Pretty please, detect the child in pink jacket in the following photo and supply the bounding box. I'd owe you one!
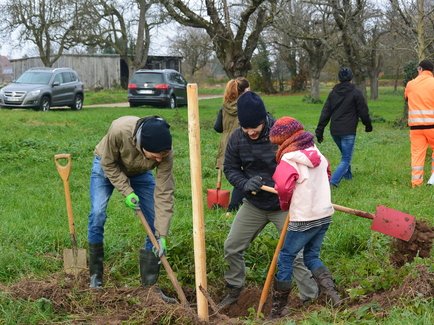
[268,116,342,318]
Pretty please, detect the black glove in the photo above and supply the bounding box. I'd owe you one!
[243,176,263,193]
[315,131,324,144]
[365,124,373,132]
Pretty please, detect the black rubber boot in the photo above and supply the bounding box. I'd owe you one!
[312,266,342,306]
[139,249,177,304]
[139,248,160,286]
[270,278,292,319]
[89,243,104,289]
[218,284,243,309]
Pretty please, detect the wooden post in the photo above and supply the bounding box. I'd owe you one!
[187,83,209,322]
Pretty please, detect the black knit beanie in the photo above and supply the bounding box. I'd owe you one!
[338,67,353,82]
[140,117,172,153]
[237,91,267,128]
[419,59,434,71]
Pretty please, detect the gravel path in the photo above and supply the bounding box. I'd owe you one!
[85,94,221,108]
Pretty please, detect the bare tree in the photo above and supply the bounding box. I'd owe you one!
[250,38,277,94]
[388,0,434,60]
[161,0,278,78]
[326,0,388,98]
[79,0,163,87]
[168,27,213,77]
[272,1,336,101]
[0,0,82,66]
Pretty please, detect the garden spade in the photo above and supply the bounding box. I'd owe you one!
[206,168,230,209]
[260,185,415,241]
[333,204,415,241]
[54,154,87,275]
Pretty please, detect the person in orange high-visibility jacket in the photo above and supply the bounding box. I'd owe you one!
[404,59,434,187]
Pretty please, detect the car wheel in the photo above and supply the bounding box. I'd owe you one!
[129,102,139,108]
[39,96,51,112]
[168,96,176,109]
[71,94,83,110]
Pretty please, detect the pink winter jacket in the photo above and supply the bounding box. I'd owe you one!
[272,146,334,221]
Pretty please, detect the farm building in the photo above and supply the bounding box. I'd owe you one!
[0,55,13,84]
[9,54,183,89]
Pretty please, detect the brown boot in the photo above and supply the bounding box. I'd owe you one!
[270,278,292,319]
[312,266,342,306]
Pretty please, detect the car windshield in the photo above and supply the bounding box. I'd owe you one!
[133,73,164,84]
[16,71,52,85]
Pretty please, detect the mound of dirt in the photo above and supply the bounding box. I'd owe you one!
[356,264,433,310]
[1,265,432,324]
[2,273,199,324]
[390,220,434,267]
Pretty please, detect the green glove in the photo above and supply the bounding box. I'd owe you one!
[152,236,167,258]
[125,192,139,209]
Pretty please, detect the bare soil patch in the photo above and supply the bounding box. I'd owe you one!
[0,264,432,324]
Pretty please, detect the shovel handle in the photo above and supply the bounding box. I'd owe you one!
[260,186,374,220]
[54,154,72,182]
[332,204,374,220]
[257,211,290,317]
[216,168,222,190]
[135,208,189,308]
[54,154,77,247]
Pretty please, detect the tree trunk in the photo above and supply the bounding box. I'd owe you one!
[311,77,320,101]
[370,75,379,100]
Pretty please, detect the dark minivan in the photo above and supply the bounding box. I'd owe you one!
[127,69,187,109]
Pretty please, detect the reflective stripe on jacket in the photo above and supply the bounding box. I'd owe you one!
[405,71,434,126]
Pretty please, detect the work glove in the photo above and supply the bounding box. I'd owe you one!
[152,236,167,258]
[243,176,263,193]
[125,192,139,209]
[365,124,373,132]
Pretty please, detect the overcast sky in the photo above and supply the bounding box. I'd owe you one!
[0,18,177,60]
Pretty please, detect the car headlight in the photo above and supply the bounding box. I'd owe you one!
[28,89,41,97]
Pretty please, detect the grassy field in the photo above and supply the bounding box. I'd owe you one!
[0,86,432,324]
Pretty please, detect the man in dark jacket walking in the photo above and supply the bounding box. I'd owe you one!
[219,91,318,309]
[315,67,372,187]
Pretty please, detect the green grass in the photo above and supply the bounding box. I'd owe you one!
[0,87,432,324]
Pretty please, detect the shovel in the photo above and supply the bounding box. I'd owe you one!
[54,154,87,275]
[206,168,230,209]
[260,185,415,241]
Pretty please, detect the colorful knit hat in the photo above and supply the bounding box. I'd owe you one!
[270,116,314,162]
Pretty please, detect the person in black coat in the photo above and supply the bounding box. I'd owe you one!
[315,67,372,187]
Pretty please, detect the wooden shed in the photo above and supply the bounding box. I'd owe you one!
[9,54,183,89]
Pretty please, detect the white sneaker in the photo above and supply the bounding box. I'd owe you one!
[427,174,434,185]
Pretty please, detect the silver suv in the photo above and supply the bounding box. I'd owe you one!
[0,67,84,111]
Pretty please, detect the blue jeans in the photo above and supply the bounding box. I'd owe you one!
[331,134,356,186]
[276,223,330,282]
[88,156,156,251]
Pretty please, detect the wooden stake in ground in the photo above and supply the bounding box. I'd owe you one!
[187,83,209,322]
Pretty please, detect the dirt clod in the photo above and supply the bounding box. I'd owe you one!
[390,220,434,267]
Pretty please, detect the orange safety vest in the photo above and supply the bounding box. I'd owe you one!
[404,70,434,126]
